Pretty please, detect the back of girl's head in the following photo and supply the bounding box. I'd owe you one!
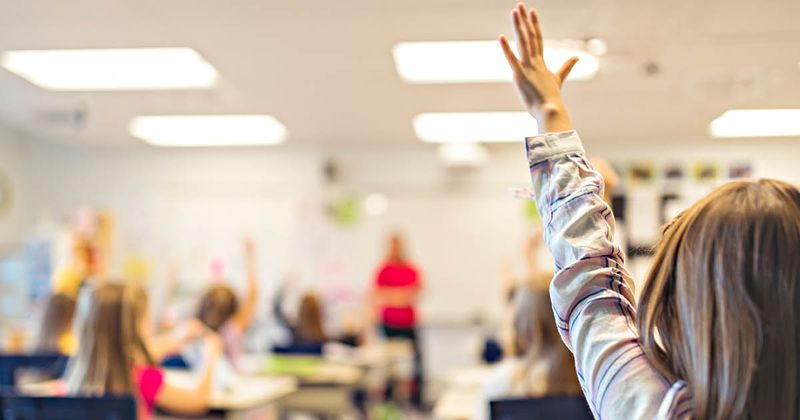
[296,293,326,344]
[37,293,76,353]
[512,274,581,396]
[65,282,153,395]
[197,285,238,331]
[638,179,800,419]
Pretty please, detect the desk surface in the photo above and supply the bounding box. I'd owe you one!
[434,364,494,420]
[433,388,480,420]
[164,370,297,411]
[323,341,414,369]
[441,365,493,388]
[239,354,363,386]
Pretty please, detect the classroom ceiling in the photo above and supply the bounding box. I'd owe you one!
[0,0,798,148]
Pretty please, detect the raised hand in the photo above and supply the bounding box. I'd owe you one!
[499,3,578,133]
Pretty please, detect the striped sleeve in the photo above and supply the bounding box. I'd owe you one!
[525,131,687,419]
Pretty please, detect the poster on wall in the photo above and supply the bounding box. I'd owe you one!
[663,163,685,181]
[25,238,53,300]
[692,162,721,182]
[728,163,753,179]
[627,162,655,184]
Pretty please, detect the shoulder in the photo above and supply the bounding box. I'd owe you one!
[134,366,164,384]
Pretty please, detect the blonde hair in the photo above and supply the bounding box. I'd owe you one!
[197,285,239,331]
[36,293,76,354]
[511,274,581,397]
[65,283,154,395]
[638,179,800,419]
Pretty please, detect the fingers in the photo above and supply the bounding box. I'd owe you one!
[518,4,539,58]
[528,8,544,56]
[511,8,531,63]
[557,56,580,84]
[499,35,523,74]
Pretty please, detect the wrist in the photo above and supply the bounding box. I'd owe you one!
[532,99,573,134]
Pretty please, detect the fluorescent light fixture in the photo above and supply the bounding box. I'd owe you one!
[413,112,536,143]
[393,40,599,83]
[585,38,608,56]
[438,143,489,167]
[709,109,800,138]
[130,115,288,147]
[364,194,389,216]
[1,48,218,91]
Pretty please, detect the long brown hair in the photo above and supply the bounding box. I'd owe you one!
[197,285,239,331]
[296,293,326,344]
[511,275,581,397]
[65,283,155,395]
[638,179,800,419]
[36,293,76,354]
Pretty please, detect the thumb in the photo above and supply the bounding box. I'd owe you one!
[556,56,580,84]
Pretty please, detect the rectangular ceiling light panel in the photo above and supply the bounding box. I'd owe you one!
[413,112,537,143]
[393,40,599,83]
[130,115,288,147]
[1,48,218,90]
[710,109,800,138]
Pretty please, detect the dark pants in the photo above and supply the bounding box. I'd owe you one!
[381,324,424,407]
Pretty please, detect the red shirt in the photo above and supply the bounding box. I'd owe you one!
[375,262,421,328]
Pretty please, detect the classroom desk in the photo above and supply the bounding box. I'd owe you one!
[163,370,297,420]
[433,365,494,420]
[239,354,365,416]
[434,388,481,420]
[324,340,414,372]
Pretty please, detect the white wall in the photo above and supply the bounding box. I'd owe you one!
[19,137,538,323]
[11,130,800,323]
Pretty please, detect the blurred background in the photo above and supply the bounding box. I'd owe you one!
[0,0,798,418]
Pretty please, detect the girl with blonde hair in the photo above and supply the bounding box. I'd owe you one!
[498,3,800,418]
[475,274,582,420]
[65,283,223,419]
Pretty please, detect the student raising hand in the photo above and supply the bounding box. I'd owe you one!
[499,3,579,133]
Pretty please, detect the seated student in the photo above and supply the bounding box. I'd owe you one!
[273,287,327,351]
[127,287,206,364]
[64,283,222,420]
[498,4,800,418]
[474,275,581,420]
[36,293,77,355]
[195,238,259,367]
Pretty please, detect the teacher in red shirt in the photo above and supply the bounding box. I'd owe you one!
[371,232,424,407]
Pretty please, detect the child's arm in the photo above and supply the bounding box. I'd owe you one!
[500,4,687,418]
[232,237,259,331]
[155,333,223,415]
[148,319,205,362]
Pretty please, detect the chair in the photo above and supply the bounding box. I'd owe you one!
[160,354,190,369]
[0,354,69,389]
[272,343,324,356]
[0,394,136,420]
[490,396,593,420]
